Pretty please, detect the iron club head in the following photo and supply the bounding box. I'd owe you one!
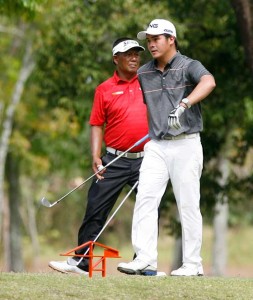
[40,197,52,208]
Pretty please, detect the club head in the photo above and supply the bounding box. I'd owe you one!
[40,197,52,208]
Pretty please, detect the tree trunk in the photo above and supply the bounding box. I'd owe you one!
[0,39,35,243]
[2,191,10,271]
[170,212,182,271]
[25,186,40,269]
[212,129,233,276]
[212,199,228,276]
[231,0,253,76]
[170,237,182,271]
[0,102,3,124]
[6,153,24,272]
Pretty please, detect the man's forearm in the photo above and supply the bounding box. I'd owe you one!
[90,125,104,159]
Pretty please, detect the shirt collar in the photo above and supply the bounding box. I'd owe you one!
[113,71,138,83]
[153,51,181,69]
[167,51,181,68]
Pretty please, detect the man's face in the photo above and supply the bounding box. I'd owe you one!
[146,34,174,59]
[113,49,141,74]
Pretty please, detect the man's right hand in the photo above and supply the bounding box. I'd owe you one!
[93,159,105,180]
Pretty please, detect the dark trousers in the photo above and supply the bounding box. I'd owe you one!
[75,152,143,271]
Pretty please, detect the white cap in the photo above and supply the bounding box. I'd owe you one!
[112,40,145,55]
[137,19,177,40]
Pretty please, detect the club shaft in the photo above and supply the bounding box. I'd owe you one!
[93,180,138,243]
[80,180,138,258]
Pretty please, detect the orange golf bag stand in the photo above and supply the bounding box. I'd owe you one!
[60,241,121,278]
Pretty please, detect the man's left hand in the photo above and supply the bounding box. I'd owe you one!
[168,105,185,129]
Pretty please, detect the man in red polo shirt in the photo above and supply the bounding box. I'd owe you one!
[49,37,148,274]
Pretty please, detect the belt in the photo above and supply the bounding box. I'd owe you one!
[106,147,144,159]
[163,133,199,140]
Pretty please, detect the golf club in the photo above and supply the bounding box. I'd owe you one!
[40,134,149,208]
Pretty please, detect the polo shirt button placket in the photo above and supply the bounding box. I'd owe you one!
[162,77,166,88]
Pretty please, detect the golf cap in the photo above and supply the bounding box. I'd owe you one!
[137,19,177,40]
[112,40,145,55]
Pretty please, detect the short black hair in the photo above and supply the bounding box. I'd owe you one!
[163,34,179,49]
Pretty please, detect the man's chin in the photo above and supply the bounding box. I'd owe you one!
[128,68,138,73]
[151,53,159,59]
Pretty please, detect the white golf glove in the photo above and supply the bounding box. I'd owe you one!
[168,105,185,129]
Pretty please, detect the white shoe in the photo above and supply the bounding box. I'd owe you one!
[171,264,204,276]
[49,260,88,275]
[156,272,167,277]
[117,259,157,276]
[197,265,204,275]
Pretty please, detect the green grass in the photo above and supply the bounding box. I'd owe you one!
[0,272,253,300]
[18,225,253,278]
[1,226,253,299]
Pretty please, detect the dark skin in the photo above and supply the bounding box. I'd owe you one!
[90,48,142,180]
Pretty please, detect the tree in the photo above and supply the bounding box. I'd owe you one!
[0,0,41,271]
[0,0,44,18]
[231,0,253,76]
[0,34,35,271]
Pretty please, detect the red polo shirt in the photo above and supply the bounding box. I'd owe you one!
[89,71,148,152]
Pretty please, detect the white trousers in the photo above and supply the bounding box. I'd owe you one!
[132,136,203,268]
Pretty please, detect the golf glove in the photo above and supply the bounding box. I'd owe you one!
[168,105,185,130]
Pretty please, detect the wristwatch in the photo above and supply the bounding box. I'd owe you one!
[181,98,191,109]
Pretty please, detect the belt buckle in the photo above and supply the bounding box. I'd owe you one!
[127,152,135,159]
[125,152,141,159]
[163,135,173,140]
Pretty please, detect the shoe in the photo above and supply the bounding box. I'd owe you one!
[49,260,88,275]
[117,259,157,276]
[197,265,204,275]
[156,272,167,277]
[170,264,204,276]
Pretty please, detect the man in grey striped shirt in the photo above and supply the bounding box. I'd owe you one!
[118,19,216,277]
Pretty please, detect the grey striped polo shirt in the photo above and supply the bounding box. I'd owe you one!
[137,51,212,140]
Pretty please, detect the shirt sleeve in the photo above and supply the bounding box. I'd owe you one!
[137,75,146,104]
[89,88,106,126]
[187,60,212,84]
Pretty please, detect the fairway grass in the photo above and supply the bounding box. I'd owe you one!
[0,272,253,300]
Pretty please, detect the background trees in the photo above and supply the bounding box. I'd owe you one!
[0,0,252,274]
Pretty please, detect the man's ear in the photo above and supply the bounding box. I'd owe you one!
[113,55,118,65]
[169,36,175,44]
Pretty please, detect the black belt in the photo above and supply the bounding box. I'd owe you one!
[106,147,144,159]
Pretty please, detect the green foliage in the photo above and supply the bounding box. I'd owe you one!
[0,0,45,19]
